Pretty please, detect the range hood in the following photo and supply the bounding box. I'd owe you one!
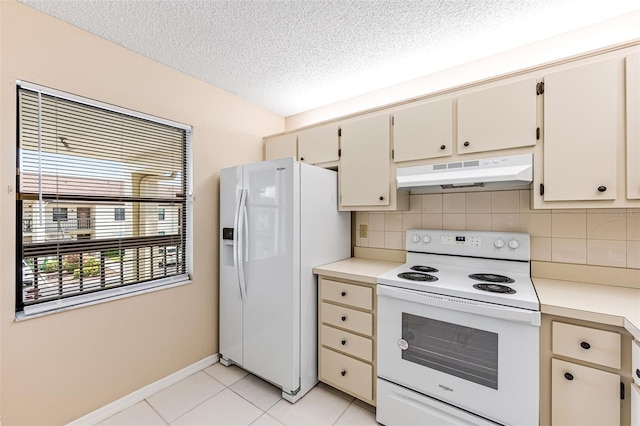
[396,153,533,193]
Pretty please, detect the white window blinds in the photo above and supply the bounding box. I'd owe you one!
[17,83,191,313]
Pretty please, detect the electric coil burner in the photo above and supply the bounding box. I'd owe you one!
[469,273,515,283]
[397,272,438,282]
[410,265,439,273]
[473,283,517,294]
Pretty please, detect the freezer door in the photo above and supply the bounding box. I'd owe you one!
[241,157,300,392]
[219,165,244,365]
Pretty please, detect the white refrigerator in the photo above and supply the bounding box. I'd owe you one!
[219,157,350,403]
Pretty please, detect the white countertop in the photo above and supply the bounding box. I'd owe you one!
[313,257,403,284]
[314,257,640,339]
[533,277,640,339]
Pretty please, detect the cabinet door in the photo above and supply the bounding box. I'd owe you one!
[628,52,640,200]
[543,58,621,201]
[632,383,640,426]
[393,99,453,162]
[339,114,391,207]
[457,78,537,154]
[265,133,297,161]
[297,124,339,165]
[551,358,620,426]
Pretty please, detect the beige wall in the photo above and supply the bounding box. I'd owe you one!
[354,190,640,270]
[0,2,283,424]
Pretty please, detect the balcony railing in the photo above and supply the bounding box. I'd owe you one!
[53,218,93,231]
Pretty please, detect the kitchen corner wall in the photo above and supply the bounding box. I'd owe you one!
[355,190,640,270]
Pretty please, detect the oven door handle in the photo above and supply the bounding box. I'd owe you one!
[377,284,541,326]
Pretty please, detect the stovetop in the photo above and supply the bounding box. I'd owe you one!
[377,229,540,311]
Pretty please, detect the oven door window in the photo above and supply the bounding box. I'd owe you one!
[402,313,498,389]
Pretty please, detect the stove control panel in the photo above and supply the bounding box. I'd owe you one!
[441,235,481,247]
[405,229,530,261]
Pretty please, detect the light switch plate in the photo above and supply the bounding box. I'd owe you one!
[359,224,367,238]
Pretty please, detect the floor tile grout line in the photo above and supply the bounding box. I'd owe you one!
[142,399,171,425]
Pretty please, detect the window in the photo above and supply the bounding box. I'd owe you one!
[16,82,192,315]
[114,207,125,221]
[158,208,165,221]
[52,207,68,221]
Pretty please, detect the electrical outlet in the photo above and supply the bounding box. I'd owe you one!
[359,224,367,238]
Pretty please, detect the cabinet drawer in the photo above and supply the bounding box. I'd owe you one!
[321,303,373,336]
[320,347,372,401]
[321,324,373,362]
[320,279,373,310]
[551,358,620,426]
[552,321,621,369]
[633,339,640,384]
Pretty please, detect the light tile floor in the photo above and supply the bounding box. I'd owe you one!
[98,363,379,425]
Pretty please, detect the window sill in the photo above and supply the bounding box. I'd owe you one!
[15,275,193,321]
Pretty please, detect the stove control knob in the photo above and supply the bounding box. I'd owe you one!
[412,235,420,243]
[422,235,431,244]
[494,238,505,249]
[508,239,520,249]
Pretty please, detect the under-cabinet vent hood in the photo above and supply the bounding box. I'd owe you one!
[396,153,533,193]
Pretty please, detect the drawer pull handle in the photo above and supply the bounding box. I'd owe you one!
[341,291,347,297]
[341,339,347,346]
[580,341,591,350]
[341,316,347,322]
[341,370,347,377]
[564,372,574,381]
[636,369,640,379]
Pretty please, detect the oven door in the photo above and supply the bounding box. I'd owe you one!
[377,284,540,426]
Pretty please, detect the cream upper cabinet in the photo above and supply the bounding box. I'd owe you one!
[392,98,453,162]
[551,358,621,426]
[457,78,537,154]
[542,58,622,201]
[339,114,408,210]
[627,52,640,200]
[297,123,340,167]
[264,133,297,161]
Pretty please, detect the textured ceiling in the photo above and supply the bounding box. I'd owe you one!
[17,0,640,116]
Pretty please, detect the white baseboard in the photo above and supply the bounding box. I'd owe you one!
[67,354,219,425]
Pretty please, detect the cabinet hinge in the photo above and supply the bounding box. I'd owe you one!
[536,127,540,140]
[338,148,341,157]
[539,183,545,196]
[338,128,342,137]
[536,81,545,95]
[621,382,625,400]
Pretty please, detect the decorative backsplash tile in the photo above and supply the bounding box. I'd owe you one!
[354,190,640,269]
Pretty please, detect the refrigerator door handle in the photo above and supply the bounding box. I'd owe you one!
[237,188,248,301]
[232,186,242,300]
[243,198,249,261]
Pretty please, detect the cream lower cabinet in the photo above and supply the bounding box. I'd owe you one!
[552,358,621,426]
[549,320,626,426]
[318,276,376,405]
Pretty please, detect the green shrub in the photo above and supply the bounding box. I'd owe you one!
[42,260,59,273]
[73,258,101,279]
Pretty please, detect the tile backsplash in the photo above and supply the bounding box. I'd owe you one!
[354,190,640,270]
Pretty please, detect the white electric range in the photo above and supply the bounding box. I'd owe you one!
[376,229,540,426]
